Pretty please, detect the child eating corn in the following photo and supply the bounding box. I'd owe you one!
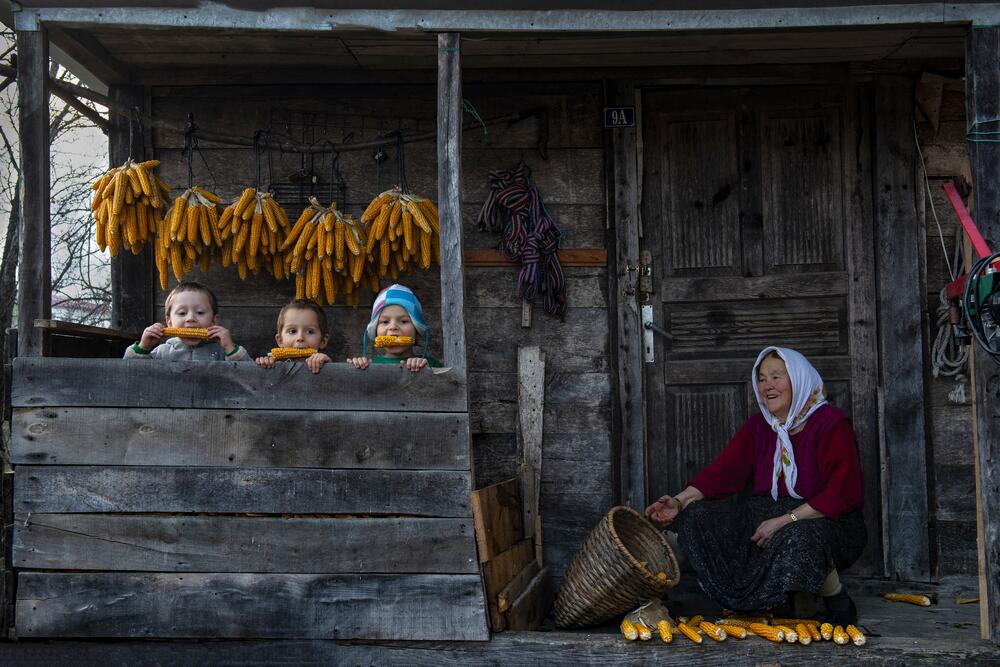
[256,299,332,374]
[125,281,249,361]
[347,284,441,373]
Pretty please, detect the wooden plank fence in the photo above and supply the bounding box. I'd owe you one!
[7,358,489,640]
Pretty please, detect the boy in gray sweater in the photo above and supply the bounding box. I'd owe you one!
[124,281,250,361]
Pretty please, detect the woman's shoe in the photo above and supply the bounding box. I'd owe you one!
[822,586,858,626]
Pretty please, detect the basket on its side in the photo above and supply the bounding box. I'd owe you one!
[554,505,680,628]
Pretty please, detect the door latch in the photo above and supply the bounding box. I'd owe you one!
[621,250,654,299]
[641,305,673,363]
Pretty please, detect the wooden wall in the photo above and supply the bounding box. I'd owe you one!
[916,76,978,575]
[150,80,612,580]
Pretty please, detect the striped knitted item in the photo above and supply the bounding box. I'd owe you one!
[363,284,429,356]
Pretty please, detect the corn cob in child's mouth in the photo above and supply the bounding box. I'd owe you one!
[375,335,415,348]
[271,347,317,360]
[162,327,210,340]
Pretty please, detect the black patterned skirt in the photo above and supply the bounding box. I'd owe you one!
[672,495,866,612]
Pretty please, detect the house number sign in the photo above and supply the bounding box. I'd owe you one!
[603,107,635,128]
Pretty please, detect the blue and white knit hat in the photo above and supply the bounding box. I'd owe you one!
[363,284,429,355]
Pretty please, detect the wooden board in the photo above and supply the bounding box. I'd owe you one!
[504,566,552,631]
[480,539,534,631]
[518,346,545,548]
[11,358,466,412]
[14,466,472,517]
[471,478,523,563]
[11,407,470,470]
[13,515,477,574]
[15,572,488,640]
[875,75,930,580]
[497,559,540,613]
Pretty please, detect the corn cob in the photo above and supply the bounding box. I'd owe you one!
[699,621,726,642]
[162,327,210,340]
[375,335,415,348]
[795,623,812,645]
[635,622,652,641]
[677,622,703,644]
[775,625,798,643]
[771,618,819,628]
[656,620,673,643]
[92,159,170,259]
[687,615,704,627]
[620,618,638,641]
[807,624,822,642]
[845,625,866,646]
[883,592,932,607]
[270,347,317,360]
[717,618,755,630]
[749,623,783,642]
[720,624,747,639]
[833,625,849,645]
[820,622,834,640]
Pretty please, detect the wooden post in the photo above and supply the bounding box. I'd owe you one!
[610,82,646,511]
[109,85,153,332]
[517,346,545,565]
[964,25,1000,645]
[437,33,467,373]
[15,27,51,357]
[873,75,930,581]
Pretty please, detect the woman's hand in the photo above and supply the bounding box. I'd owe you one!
[750,515,791,548]
[644,495,682,526]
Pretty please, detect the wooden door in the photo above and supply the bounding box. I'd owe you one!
[641,86,880,572]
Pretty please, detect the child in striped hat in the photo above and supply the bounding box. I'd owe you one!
[347,284,441,372]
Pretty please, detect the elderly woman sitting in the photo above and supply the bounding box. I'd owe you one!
[645,346,866,624]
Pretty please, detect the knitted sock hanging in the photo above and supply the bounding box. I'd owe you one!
[477,162,567,317]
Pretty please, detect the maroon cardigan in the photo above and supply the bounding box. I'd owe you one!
[688,405,864,520]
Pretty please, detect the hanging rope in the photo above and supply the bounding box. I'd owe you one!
[477,162,567,317]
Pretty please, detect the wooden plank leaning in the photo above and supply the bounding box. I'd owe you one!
[471,478,523,563]
[518,346,545,565]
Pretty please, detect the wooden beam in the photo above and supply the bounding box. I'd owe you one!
[874,74,930,581]
[437,33,467,372]
[16,27,51,358]
[465,248,607,267]
[610,82,646,511]
[46,26,130,86]
[108,84,153,333]
[964,25,1000,645]
[517,346,545,558]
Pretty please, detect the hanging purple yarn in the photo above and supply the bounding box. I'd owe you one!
[477,162,567,317]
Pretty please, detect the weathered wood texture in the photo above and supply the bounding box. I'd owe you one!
[874,74,930,581]
[471,478,523,563]
[13,515,477,574]
[108,84,154,334]
[504,566,552,631]
[611,82,646,513]
[16,572,487,640]
[480,539,534,631]
[11,358,466,411]
[15,466,471,516]
[915,76,978,578]
[11,407,469,469]
[437,33,468,372]
[965,25,1000,644]
[518,346,545,545]
[145,79,611,581]
[15,28,51,358]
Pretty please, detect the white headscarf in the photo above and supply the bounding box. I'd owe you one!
[752,346,828,501]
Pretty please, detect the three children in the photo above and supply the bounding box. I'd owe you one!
[128,281,438,373]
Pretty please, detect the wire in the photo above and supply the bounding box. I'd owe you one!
[963,252,1000,363]
[914,122,954,281]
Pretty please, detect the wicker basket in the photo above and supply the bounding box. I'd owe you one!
[553,505,680,628]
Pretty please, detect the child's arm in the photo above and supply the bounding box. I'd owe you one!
[256,354,276,368]
[124,323,165,359]
[207,324,250,361]
[346,356,371,370]
[306,352,332,374]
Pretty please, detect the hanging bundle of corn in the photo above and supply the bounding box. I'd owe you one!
[92,159,170,257]
[155,186,223,288]
[360,187,441,278]
[219,187,290,281]
[282,197,372,305]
